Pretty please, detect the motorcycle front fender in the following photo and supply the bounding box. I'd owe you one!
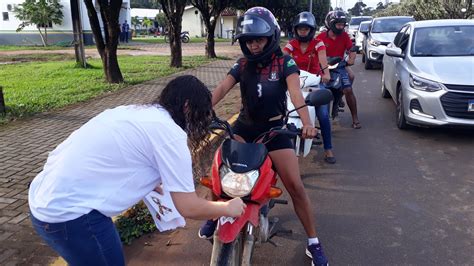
[218,203,259,244]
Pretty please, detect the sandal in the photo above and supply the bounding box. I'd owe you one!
[352,122,362,129]
[324,156,336,164]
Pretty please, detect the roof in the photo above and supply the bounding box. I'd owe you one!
[373,16,413,20]
[130,8,161,18]
[407,19,474,28]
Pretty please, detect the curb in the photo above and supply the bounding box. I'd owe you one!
[49,113,239,266]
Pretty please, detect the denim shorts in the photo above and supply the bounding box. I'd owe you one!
[339,68,353,89]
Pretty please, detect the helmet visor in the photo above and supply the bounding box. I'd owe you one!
[236,15,272,39]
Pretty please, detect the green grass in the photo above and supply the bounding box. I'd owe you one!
[0,55,214,123]
[131,36,231,44]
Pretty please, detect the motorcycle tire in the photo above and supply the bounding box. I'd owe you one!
[164,35,169,43]
[182,35,190,43]
[212,233,243,266]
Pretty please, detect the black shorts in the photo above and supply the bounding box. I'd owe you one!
[232,119,294,152]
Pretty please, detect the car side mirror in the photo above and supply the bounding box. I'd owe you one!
[385,47,405,58]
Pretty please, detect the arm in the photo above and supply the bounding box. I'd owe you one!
[286,73,317,139]
[317,49,331,83]
[171,192,245,220]
[212,74,236,107]
[347,51,356,66]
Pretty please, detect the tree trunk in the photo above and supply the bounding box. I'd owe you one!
[37,27,46,47]
[83,0,123,83]
[170,27,183,67]
[205,20,217,58]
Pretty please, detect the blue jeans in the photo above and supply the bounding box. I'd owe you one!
[30,210,125,266]
[315,85,333,150]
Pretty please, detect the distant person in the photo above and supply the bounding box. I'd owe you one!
[121,20,130,43]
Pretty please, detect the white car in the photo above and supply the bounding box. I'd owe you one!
[382,19,474,129]
[347,16,372,43]
[360,16,414,69]
[355,21,371,52]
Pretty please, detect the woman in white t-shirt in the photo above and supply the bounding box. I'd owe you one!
[28,75,246,265]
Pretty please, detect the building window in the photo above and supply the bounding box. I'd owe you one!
[7,4,13,11]
[2,12,8,21]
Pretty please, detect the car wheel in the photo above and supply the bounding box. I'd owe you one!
[381,69,391,98]
[362,53,366,63]
[364,52,372,69]
[396,88,409,129]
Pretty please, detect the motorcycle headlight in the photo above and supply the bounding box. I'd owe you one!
[219,165,259,198]
[409,74,442,92]
[369,38,380,47]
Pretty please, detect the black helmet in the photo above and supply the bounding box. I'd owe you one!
[325,10,347,35]
[235,7,281,62]
[293,12,316,42]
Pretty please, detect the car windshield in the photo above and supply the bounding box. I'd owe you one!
[359,22,370,31]
[372,18,414,33]
[349,17,371,28]
[412,25,474,56]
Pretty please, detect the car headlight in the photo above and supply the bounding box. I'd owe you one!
[369,38,380,47]
[409,74,442,92]
[219,165,259,198]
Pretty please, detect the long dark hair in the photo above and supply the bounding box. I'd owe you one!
[153,75,213,154]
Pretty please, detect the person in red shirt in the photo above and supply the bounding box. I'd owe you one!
[283,11,336,164]
[317,11,361,129]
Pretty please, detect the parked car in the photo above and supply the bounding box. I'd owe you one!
[382,19,474,129]
[355,21,371,53]
[347,16,372,43]
[360,16,415,69]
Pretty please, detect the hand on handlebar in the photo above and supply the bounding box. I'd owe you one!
[321,72,331,84]
[301,124,317,139]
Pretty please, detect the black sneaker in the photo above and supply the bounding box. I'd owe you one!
[305,243,329,266]
[198,219,217,240]
[338,100,345,108]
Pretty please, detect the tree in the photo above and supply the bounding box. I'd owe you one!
[373,0,472,20]
[84,0,123,83]
[376,1,386,10]
[348,1,367,16]
[159,0,187,68]
[131,16,140,31]
[191,0,233,58]
[131,0,161,9]
[142,17,153,35]
[13,0,64,47]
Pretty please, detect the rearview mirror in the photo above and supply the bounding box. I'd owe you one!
[385,47,405,58]
[305,89,334,107]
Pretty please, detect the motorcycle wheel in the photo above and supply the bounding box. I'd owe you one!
[211,232,243,266]
[182,35,190,43]
[164,35,169,43]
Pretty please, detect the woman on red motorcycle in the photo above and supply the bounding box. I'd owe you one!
[283,11,336,164]
[199,7,329,266]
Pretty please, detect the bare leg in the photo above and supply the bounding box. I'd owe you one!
[269,149,317,237]
[343,87,360,126]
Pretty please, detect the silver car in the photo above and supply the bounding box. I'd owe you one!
[382,19,474,129]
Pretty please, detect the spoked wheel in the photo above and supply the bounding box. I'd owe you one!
[182,35,190,43]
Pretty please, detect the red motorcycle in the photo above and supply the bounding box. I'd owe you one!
[200,89,333,266]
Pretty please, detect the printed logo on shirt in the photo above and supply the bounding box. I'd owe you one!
[287,58,296,67]
[232,63,239,69]
[268,71,280,82]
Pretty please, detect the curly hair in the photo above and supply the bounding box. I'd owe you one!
[153,75,213,155]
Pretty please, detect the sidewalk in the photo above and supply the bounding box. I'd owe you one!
[0,59,238,265]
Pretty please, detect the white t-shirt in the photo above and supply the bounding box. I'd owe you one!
[29,105,195,223]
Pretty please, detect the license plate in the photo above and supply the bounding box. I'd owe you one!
[468,100,474,112]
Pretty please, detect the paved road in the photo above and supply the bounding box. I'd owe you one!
[125,56,474,265]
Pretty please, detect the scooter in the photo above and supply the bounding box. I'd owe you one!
[201,89,333,266]
[164,31,190,43]
[286,57,342,157]
[325,46,359,120]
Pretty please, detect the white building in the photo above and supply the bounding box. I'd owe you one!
[0,0,131,45]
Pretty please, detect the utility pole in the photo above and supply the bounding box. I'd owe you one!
[309,0,313,12]
[70,0,87,68]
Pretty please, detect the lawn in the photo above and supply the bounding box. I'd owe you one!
[0,55,214,123]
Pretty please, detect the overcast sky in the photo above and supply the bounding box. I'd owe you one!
[330,0,400,11]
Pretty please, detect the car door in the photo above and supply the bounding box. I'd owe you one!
[393,26,412,97]
[384,25,408,97]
